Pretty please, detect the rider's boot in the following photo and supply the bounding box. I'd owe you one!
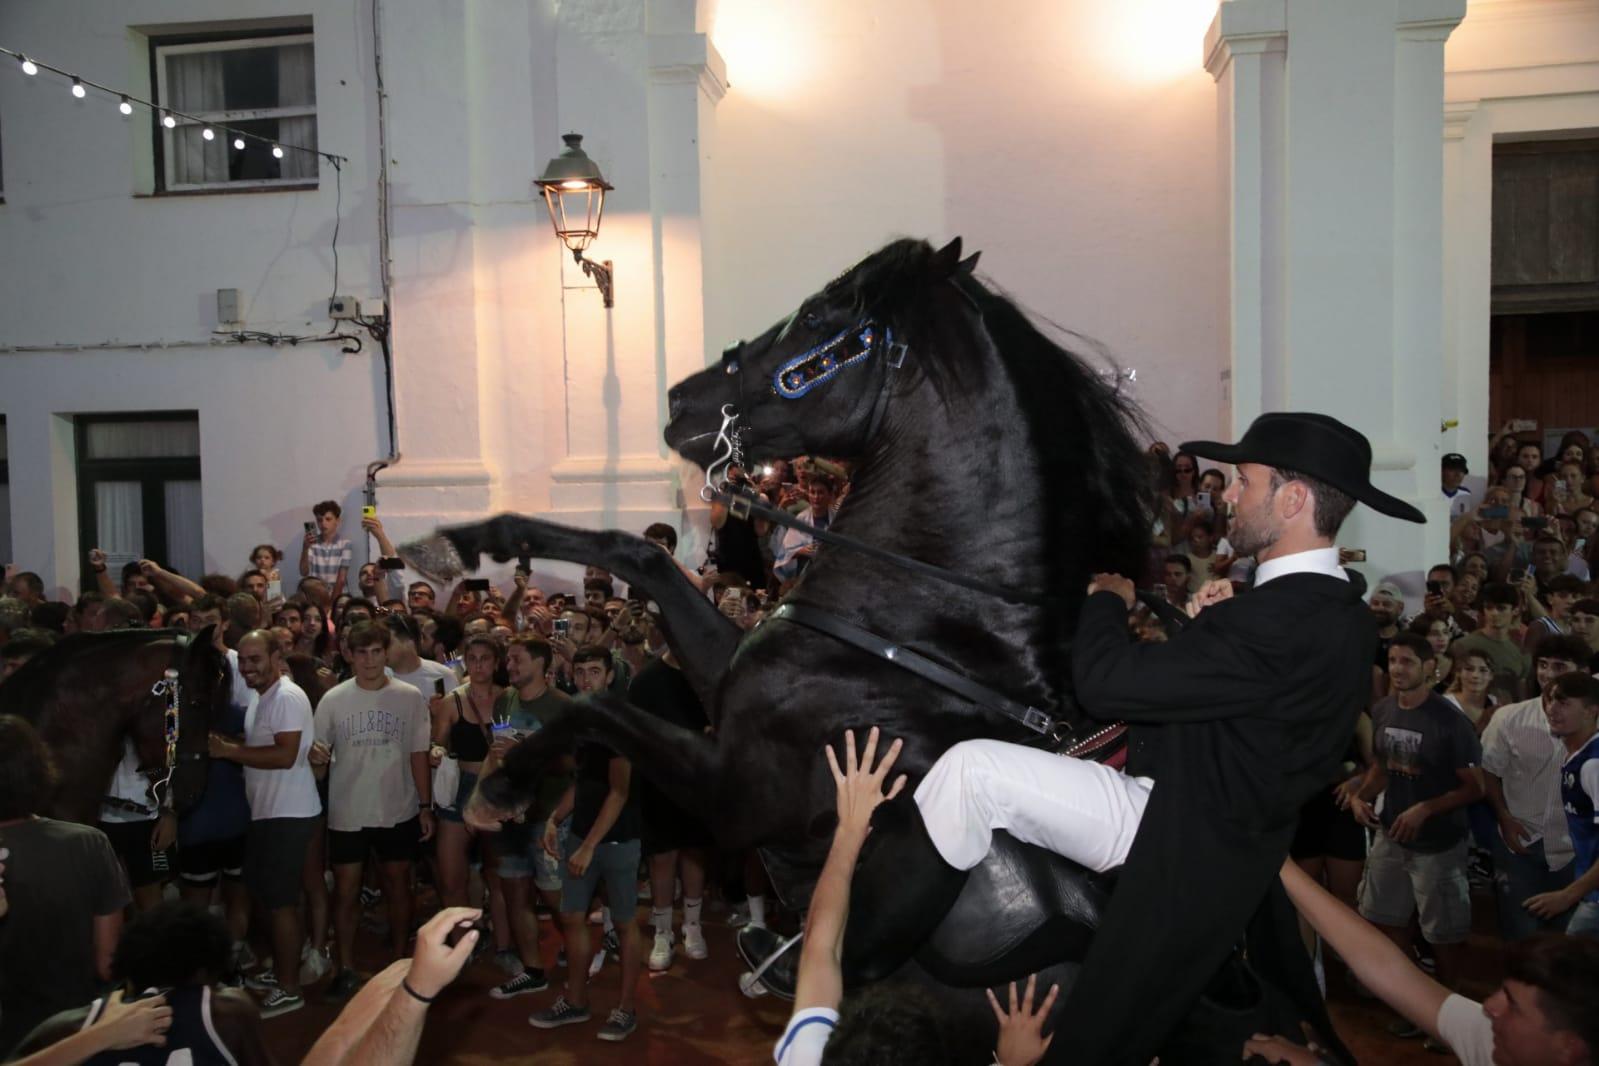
[838,793,969,985]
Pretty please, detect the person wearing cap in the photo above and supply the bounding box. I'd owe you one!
[846,412,1426,1065]
[1443,453,1474,522]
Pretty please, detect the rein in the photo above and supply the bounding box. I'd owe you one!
[148,667,183,811]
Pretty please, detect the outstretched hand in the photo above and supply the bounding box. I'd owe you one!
[825,727,907,840]
[988,973,1059,1066]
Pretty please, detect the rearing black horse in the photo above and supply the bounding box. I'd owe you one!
[404,238,1322,1062]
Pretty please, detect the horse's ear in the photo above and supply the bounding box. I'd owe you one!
[930,237,964,277]
[958,251,980,275]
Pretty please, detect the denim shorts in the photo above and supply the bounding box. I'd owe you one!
[496,820,565,893]
[435,771,479,825]
[559,835,641,917]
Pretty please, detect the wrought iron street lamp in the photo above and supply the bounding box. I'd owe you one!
[534,132,615,307]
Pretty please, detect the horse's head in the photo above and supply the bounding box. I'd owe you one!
[665,237,981,470]
[168,625,229,814]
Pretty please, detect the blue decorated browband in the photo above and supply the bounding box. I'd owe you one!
[771,321,904,399]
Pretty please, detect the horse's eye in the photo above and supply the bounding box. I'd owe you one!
[802,312,822,330]
[724,359,739,375]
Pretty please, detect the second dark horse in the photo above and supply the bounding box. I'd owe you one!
[403,238,1332,1063]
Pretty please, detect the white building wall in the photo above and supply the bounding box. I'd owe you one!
[702,0,1228,450]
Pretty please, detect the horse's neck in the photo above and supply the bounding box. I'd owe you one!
[840,369,1044,582]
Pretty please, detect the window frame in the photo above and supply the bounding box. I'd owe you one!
[75,412,202,591]
[151,30,318,194]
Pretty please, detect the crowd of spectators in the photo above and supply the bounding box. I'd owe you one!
[0,437,1597,1064]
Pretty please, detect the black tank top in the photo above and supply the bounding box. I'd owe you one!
[448,689,492,762]
[79,985,235,1065]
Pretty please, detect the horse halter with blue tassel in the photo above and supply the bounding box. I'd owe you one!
[770,320,906,400]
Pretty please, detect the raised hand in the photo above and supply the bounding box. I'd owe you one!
[825,726,907,839]
[988,973,1059,1066]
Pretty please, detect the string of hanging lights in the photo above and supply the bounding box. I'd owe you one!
[1,43,346,165]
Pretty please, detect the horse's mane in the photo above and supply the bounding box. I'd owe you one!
[840,237,1155,710]
[0,627,184,723]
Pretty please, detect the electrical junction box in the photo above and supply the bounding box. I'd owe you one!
[216,288,241,325]
[329,295,360,319]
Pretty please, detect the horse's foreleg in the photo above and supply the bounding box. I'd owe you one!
[402,513,740,709]
[477,691,731,842]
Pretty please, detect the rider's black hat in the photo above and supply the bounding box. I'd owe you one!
[1181,412,1426,524]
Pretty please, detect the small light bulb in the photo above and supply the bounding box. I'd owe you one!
[271,144,284,159]
[232,136,246,150]
[71,79,86,98]
[20,56,38,76]
[118,96,133,116]
[202,127,215,141]
[161,112,176,129]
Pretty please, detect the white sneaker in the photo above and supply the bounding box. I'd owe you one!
[298,944,331,985]
[588,947,607,978]
[681,922,708,961]
[648,928,675,972]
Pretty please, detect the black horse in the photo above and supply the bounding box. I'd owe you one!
[404,238,1326,1062]
[0,627,228,824]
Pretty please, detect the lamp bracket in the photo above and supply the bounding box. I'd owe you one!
[573,249,615,308]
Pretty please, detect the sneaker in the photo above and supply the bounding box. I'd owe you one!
[325,970,365,1002]
[649,928,675,972]
[494,948,524,977]
[601,929,619,957]
[489,969,548,999]
[360,886,382,908]
[727,901,751,929]
[529,995,592,1030]
[233,942,258,971]
[299,944,332,985]
[259,988,305,1018]
[597,1007,638,1042]
[681,923,708,961]
[245,970,279,992]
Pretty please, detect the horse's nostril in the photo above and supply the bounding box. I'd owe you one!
[668,386,684,422]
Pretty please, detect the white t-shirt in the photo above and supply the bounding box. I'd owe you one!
[773,1007,838,1066]
[101,740,157,823]
[390,660,458,702]
[242,676,322,820]
[313,678,431,832]
[1436,993,1494,1066]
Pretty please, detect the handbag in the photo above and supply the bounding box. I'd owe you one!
[433,753,461,812]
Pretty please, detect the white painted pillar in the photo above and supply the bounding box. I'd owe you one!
[1207,0,1464,589]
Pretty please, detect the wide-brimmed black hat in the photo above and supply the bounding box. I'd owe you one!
[1181,412,1426,524]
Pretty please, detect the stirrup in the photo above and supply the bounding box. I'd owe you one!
[738,930,803,999]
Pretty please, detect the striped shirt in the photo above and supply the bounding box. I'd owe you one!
[1481,696,1573,870]
[307,537,353,586]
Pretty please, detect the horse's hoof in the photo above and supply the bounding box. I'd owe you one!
[398,534,468,582]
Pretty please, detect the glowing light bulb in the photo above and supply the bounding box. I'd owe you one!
[19,56,38,75]
[202,127,215,141]
[161,112,176,129]
[119,96,133,116]
[232,137,245,150]
[271,145,284,159]
[71,79,86,98]
[560,179,590,189]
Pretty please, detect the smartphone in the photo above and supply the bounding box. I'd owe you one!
[1554,481,1569,498]
[1523,516,1549,530]
[463,578,491,593]
[361,505,377,519]
[1510,418,1538,432]
[266,577,283,601]
[1426,580,1443,596]
[1195,491,1212,511]
[1524,565,1537,582]
[553,617,570,636]
[444,917,488,949]
[304,521,315,533]
[379,557,405,571]
[1480,506,1509,519]
[433,679,446,697]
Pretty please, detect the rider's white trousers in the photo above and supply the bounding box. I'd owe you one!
[914,738,1153,874]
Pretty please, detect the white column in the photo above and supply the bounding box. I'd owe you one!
[1207,0,1464,588]
[545,2,725,536]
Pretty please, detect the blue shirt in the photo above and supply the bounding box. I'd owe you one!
[1561,732,1599,903]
